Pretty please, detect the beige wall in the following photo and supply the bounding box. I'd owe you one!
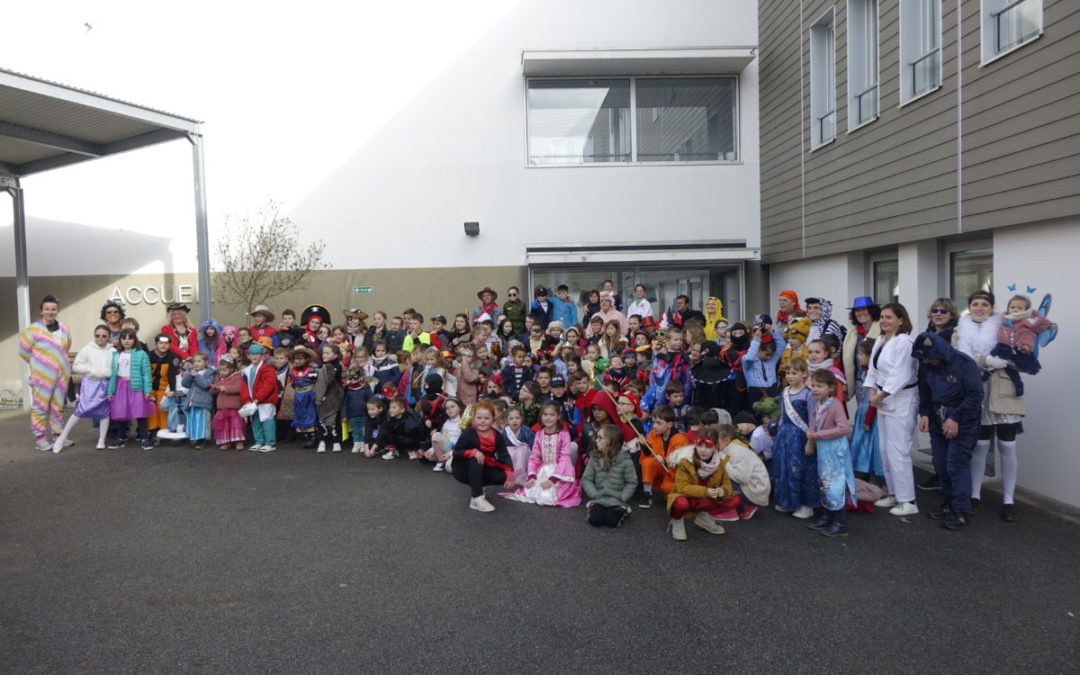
[2,266,526,397]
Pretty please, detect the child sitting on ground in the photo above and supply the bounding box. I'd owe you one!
[428,396,465,472]
[451,400,515,513]
[500,406,535,486]
[361,397,387,458]
[502,402,581,508]
[376,397,426,460]
[581,425,639,527]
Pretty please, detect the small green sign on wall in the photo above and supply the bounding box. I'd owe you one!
[353,286,374,294]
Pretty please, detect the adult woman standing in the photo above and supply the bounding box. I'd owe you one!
[626,284,653,322]
[925,298,959,344]
[842,296,881,401]
[954,290,1024,522]
[160,302,199,361]
[18,295,72,451]
[863,302,920,517]
[101,300,126,345]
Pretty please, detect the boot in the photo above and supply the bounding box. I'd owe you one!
[806,509,832,530]
[820,509,848,537]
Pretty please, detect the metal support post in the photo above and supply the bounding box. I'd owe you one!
[190,129,212,323]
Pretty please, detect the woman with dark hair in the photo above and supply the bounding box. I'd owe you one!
[841,296,882,401]
[100,300,126,345]
[863,302,919,517]
[495,318,517,356]
[954,290,1024,522]
[582,289,601,326]
[925,298,959,344]
[18,295,72,451]
[448,313,473,350]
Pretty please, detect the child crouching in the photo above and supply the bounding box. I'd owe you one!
[666,427,742,541]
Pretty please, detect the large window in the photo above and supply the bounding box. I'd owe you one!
[899,0,942,104]
[982,0,1042,62]
[809,9,836,148]
[950,249,993,312]
[872,258,899,304]
[527,77,738,165]
[847,0,879,129]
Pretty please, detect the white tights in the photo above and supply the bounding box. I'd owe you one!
[971,438,1018,505]
[55,415,110,449]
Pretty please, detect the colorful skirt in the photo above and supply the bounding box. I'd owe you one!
[770,424,821,510]
[110,378,157,421]
[74,378,111,419]
[212,409,247,444]
[850,398,884,476]
[187,406,211,441]
[292,390,316,431]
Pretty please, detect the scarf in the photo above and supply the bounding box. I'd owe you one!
[697,451,722,480]
[808,359,831,371]
[956,314,1001,358]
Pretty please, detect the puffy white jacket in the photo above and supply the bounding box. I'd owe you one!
[72,340,115,380]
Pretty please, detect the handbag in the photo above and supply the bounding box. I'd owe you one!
[238,402,258,419]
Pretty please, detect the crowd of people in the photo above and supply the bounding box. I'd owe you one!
[18,281,1055,538]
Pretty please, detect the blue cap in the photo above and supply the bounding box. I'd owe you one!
[849,296,876,309]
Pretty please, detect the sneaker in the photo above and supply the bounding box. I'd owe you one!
[806,513,831,530]
[259,445,276,453]
[332,443,343,453]
[713,508,740,523]
[739,504,759,520]
[140,439,155,450]
[927,505,952,520]
[381,450,398,460]
[774,504,793,513]
[107,439,125,450]
[917,474,941,491]
[638,493,653,509]
[351,444,361,454]
[1001,503,1018,523]
[249,445,264,452]
[407,451,418,460]
[792,506,815,519]
[670,518,687,541]
[874,495,898,508]
[693,512,725,535]
[889,501,919,517]
[820,521,849,537]
[316,441,326,453]
[942,513,969,531]
[36,439,52,452]
[614,505,632,528]
[433,462,445,472]
[469,496,495,512]
[970,497,981,514]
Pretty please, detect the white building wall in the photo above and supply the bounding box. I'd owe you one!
[768,252,859,311]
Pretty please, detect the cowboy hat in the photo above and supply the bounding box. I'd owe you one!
[249,304,276,323]
[343,307,369,321]
[288,345,318,361]
[476,287,498,302]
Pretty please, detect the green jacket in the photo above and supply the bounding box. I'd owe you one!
[502,299,527,335]
[108,349,152,395]
[581,450,638,507]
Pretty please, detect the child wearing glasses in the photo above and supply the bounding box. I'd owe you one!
[53,325,115,452]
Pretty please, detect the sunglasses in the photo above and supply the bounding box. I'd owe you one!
[930,308,951,315]
[105,309,121,315]
[94,333,109,338]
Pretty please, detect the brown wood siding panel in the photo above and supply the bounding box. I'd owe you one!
[963,194,1080,232]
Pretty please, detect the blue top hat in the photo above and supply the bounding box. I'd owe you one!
[849,296,876,309]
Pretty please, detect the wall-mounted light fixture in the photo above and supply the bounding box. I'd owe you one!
[464,221,480,237]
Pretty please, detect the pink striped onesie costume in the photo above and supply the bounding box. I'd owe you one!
[18,320,72,441]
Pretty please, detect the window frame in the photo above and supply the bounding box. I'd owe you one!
[809,7,837,150]
[846,0,880,132]
[523,74,741,168]
[980,0,1043,65]
[898,0,943,107]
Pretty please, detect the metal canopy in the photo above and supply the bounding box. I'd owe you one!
[0,67,212,387]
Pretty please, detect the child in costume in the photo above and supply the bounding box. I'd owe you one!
[451,400,515,513]
[805,370,857,537]
[743,326,785,406]
[807,338,847,403]
[665,426,738,541]
[147,332,180,444]
[107,328,156,450]
[211,356,246,451]
[770,358,820,519]
[502,402,581,507]
[780,317,811,369]
[500,406,535,485]
[182,351,215,450]
[315,343,345,453]
[637,404,689,510]
[369,341,400,392]
[242,343,280,452]
[288,346,319,448]
[428,396,465,472]
[990,294,1053,394]
[342,353,376,453]
[849,339,883,484]
[53,325,114,452]
[582,425,638,527]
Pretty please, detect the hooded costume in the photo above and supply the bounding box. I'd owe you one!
[702,297,728,341]
[805,297,844,343]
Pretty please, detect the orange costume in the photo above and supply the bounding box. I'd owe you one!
[639,429,689,494]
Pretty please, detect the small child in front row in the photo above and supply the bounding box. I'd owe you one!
[428,396,465,472]
[770,358,820,519]
[315,344,345,453]
[581,425,638,528]
[361,397,387,458]
[211,356,246,451]
[451,400,516,513]
[805,370,857,537]
[182,351,216,450]
[665,426,740,541]
[502,402,581,508]
[849,339,883,484]
[500,406,535,485]
[107,328,156,450]
[638,405,689,510]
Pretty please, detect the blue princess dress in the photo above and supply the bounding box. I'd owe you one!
[770,386,821,510]
[849,367,884,477]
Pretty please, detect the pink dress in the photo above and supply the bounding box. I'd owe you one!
[502,429,582,508]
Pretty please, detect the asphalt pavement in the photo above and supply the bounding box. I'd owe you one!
[1,411,1078,674]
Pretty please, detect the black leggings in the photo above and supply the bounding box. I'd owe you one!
[587,503,631,528]
[452,456,507,498]
[978,423,1020,442]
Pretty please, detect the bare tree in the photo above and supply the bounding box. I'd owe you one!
[212,201,331,313]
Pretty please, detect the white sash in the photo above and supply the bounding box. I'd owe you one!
[782,387,810,432]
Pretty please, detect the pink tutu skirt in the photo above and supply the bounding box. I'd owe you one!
[212,409,247,444]
[110,378,157,421]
